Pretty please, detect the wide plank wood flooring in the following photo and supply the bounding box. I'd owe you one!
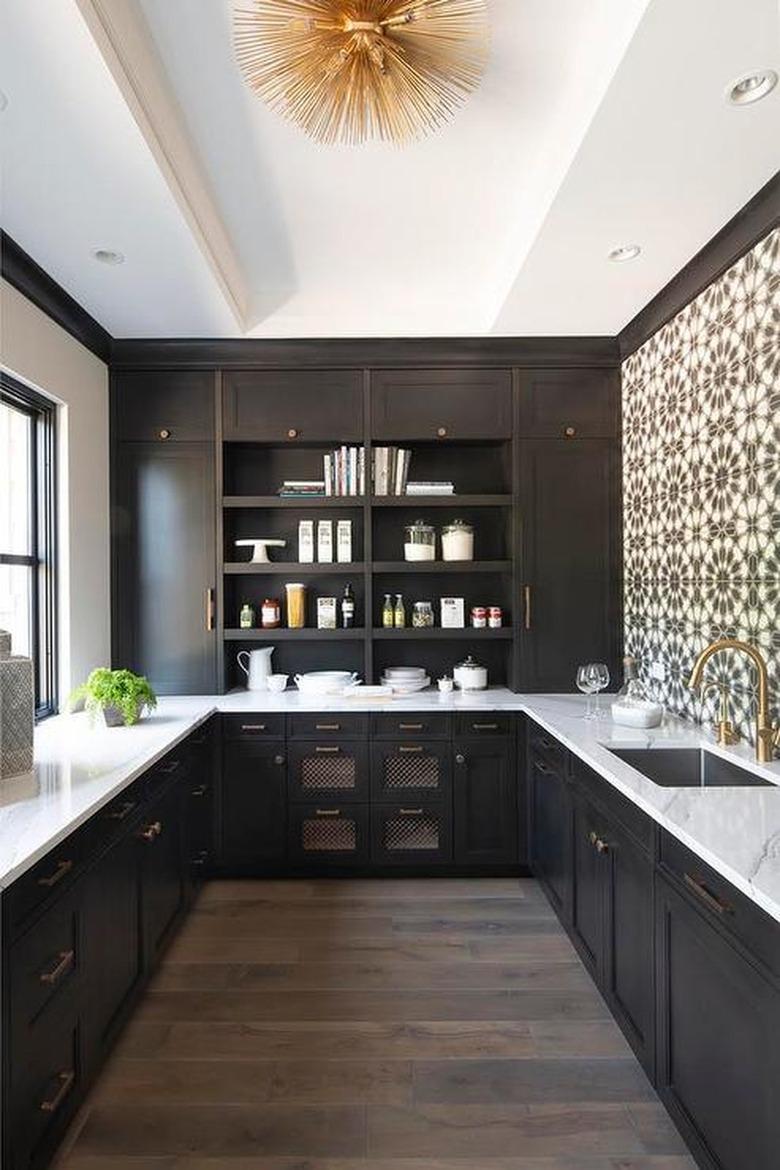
[56,878,695,1170]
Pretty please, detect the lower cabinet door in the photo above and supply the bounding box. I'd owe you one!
[453,738,518,865]
[8,1006,81,1170]
[529,753,572,918]
[289,804,369,867]
[371,803,452,865]
[138,783,186,971]
[656,876,780,1170]
[221,740,287,866]
[371,742,451,803]
[570,793,606,981]
[287,741,369,803]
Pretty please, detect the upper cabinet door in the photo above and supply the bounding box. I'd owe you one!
[517,368,619,438]
[222,370,364,441]
[371,369,512,440]
[113,371,215,442]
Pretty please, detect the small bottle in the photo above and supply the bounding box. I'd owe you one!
[394,593,406,629]
[341,582,355,629]
[261,597,281,629]
[617,656,646,705]
[239,602,255,629]
[382,593,394,629]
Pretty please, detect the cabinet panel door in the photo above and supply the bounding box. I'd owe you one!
[518,438,620,692]
[571,794,605,981]
[453,739,518,865]
[221,741,287,865]
[371,368,512,440]
[113,442,216,694]
[656,877,780,1170]
[139,784,186,971]
[223,370,363,441]
[113,370,214,441]
[371,741,452,803]
[529,754,572,919]
[517,368,619,438]
[604,818,655,1075]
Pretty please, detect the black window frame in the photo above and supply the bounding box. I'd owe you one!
[0,372,58,719]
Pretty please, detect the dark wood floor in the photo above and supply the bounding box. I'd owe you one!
[56,878,696,1170]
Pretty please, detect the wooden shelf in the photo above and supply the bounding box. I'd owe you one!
[372,560,511,574]
[223,496,365,509]
[372,628,513,640]
[225,562,364,575]
[224,628,365,641]
[371,495,512,507]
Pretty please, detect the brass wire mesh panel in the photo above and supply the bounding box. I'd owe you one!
[384,753,440,790]
[300,754,357,791]
[302,815,357,851]
[384,812,440,851]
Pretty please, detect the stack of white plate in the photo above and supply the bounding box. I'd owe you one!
[380,666,431,694]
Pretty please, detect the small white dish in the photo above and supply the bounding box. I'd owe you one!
[437,677,454,693]
[381,675,431,694]
[267,674,289,693]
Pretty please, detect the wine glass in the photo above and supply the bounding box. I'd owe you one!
[587,663,611,718]
[576,665,597,720]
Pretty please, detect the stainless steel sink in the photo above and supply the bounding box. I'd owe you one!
[606,747,772,788]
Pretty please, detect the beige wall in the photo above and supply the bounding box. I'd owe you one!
[1,278,110,701]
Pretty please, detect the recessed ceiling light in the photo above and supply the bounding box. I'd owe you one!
[727,70,778,106]
[92,248,125,265]
[608,244,642,263]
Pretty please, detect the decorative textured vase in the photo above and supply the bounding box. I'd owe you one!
[0,629,34,780]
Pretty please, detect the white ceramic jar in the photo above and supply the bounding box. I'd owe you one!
[441,519,474,561]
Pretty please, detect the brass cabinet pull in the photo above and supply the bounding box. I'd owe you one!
[190,784,209,798]
[37,860,73,889]
[274,755,285,766]
[315,746,340,754]
[564,425,576,438]
[205,587,215,632]
[287,427,299,439]
[399,723,424,731]
[159,760,181,776]
[436,426,447,438]
[192,850,209,867]
[107,801,136,822]
[455,754,466,765]
[399,745,424,754]
[138,821,163,843]
[241,723,267,732]
[315,723,341,731]
[588,830,609,855]
[400,807,424,816]
[315,808,341,817]
[40,1070,75,1114]
[40,950,75,987]
[684,872,732,916]
[533,759,553,776]
[524,585,532,630]
[472,723,499,731]
[158,428,171,441]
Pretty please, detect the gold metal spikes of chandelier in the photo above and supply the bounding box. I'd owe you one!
[234,1,489,146]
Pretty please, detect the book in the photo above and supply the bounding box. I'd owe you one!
[324,454,332,496]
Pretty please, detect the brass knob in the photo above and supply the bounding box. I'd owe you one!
[564,426,576,438]
[274,754,285,766]
[287,428,299,439]
[455,753,466,765]
[139,820,162,843]
[158,428,171,440]
[437,426,447,438]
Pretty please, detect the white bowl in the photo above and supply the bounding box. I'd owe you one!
[295,670,359,695]
[383,666,427,679]
[267,674,288,693]
[382,675,431,694]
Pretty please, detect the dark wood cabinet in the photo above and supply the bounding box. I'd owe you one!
[371,368,512,439]
[453,738,517,866]
[222,370,364,441]
[518,438,620,691]
[220,739,287,866]
[528,749,572,919]
[113,442,216,694]
[113,370,215,442]
[184,721,217,889]
[138,782,186,972]
[656,875,780,1170]
[517,368,619,438]
[570,791,605,980]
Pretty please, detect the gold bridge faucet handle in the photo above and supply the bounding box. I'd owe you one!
[701,682,740,747]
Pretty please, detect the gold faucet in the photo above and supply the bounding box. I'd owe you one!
[688,639,780,764]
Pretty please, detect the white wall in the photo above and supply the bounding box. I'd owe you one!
[0,278,110,701]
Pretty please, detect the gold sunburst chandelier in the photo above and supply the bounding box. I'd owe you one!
[234,1,489,146]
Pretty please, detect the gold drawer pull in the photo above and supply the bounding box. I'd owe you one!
[588,830,609,855]
[40,950,75,987]
[107,801,136,822]
[314,746,340,754]
[159,760,181,775]
[191,784,209,797]
[399,807,424,816]
[399,723,424,731]
[315,723,341,731]
[524,584,532,630]
[40,1070,75,1114]
[138,821,163,843]
[399,745,424,754]
[37,860,73,889]
[472,722,499,731]
[241,723,267,732]
[684,872,732,916]
[315,808,341,817]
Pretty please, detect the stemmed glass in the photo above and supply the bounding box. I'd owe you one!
[588,663,611,718]
[576,665,597,720]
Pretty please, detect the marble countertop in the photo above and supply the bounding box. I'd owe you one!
[2,689,779,924]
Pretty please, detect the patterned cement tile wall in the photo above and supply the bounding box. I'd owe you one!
[622,227,780,741]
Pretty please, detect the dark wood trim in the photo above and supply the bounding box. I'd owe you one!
[619,169,780,359]
[0,232,112,363]
[109,336,621,370]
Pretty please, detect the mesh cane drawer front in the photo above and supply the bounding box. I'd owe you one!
[288,743,368,803]
[290,805,369,866]
[371,744,451,802]
[372,804,452,865]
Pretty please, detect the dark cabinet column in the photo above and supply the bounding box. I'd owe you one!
[453,738,517,866]
[570,792,606,981]
[138,783,187,971]
[528,753,572,919]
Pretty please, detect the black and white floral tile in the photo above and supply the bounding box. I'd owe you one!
[622,227,780,741]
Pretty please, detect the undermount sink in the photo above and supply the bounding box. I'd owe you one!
[606,747,773,789]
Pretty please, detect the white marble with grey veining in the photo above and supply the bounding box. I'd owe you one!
[2,689,779,923]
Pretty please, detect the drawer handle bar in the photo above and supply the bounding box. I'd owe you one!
[241,724,267,731]
[684,872,732,917]
[191,784,209,797]
[40,1070,75,1114]
[37,860,73,889]
[40,950,75,987]
[399,745,424,754]
[314,746,340,754]
[315,809,341,817]
[138,821,163,843]
[472,723,499,731]
[399,723,424,731]
[532,759,553,776]
[588,830,610,855]
[108,801,136,822]
[400,808,424,816]
[315,723,341,731]
[159,760,181,776]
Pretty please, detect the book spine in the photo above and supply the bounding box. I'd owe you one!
[324,454,332,497]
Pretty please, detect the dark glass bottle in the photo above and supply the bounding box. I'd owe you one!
[341,582,355,629]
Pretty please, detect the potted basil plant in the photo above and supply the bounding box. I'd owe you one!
[69,668,157,728]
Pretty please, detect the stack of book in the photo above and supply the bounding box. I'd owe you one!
[324,446,366,496]
[278,480,326,498]
[372,447,412,496]
[406,481,455,496]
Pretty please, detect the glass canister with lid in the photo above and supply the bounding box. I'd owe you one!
[404,519,436,562]
[412,601,435,628]
[441,518,474,561]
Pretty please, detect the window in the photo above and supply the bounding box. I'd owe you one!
[0,374,57,717]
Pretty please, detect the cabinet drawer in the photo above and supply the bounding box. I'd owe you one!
[454,713,513,737]
[371,368,512,440]
[6,826,94,941]
[9,1007,82,1170]
[658,830,780,981]
[288,741,369,803]
[11,889,83,1028]
[222,714,286,739]
[570,756,654,854]
[288,713,368,739]
[223,370,364,441]
[528,723,568,776]
[372,713,451,740]
[289,804,369,867]
[517,368,619,438]
[371,742,451,802]
[371,803,452,865]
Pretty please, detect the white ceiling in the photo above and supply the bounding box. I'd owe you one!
[1,0,778,339]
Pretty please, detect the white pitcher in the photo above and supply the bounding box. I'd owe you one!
[237,647,274,691]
